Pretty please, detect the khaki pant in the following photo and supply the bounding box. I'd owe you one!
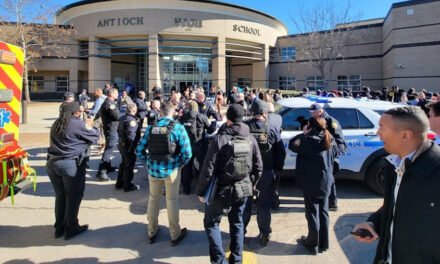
[147,169,182,240]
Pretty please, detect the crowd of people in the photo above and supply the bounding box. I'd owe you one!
[46,83,440,263]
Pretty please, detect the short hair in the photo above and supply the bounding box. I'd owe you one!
[160,101,176,116]
[384,106,429,141]
[427,101,440,116]
[107,88,118,96]
[126,103,137,113]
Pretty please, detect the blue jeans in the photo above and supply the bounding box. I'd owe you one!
[204,186,247,264]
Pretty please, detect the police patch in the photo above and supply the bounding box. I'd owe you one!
[109,104,116,110]
[129,120,137,127]
[332,121,338,129]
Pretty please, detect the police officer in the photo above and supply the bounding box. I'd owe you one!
[133,91,148,142]
[267,101,283,209]
[116,103,140,192]
[309,103,346,211]
[196,92,222,121]
[96,88,120,181]
[196,104,263,264]
[147,99,161,126]
[47,102,99,240]
[243,100,286,246]
[289,117,337,254]
[178,100,216,194]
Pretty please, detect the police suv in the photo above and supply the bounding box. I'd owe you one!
[277,96,406,195]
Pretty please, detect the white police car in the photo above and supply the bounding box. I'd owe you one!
[276,96,406,195]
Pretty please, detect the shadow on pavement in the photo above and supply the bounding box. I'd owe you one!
[334,213,379,264]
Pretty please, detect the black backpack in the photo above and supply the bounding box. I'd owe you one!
[182,114,201,144]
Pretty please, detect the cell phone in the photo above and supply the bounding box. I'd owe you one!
[351,229,373,238]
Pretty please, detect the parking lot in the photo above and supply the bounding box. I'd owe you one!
[0,102,383,264]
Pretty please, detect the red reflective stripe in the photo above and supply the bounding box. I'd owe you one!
[0,102,20,126]
[0,67,21,99]
[0,42,23,77]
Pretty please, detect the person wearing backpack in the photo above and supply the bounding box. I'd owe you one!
[243,100,286,246]
[178,100,216,195]
[196,104,263,264]
[136,101,192,246]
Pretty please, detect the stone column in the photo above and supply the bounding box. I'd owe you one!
[148,34,161,97]
[212,36,226,89]
[252,44,269,88]
[88,36,111,93]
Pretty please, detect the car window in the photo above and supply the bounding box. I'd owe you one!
[281,108,310,131]
[358,110,374,128]
[326,108,358,129]
[374,110,386,116]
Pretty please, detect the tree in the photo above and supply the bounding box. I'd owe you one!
[291,0,362,90]
[0,0,75,102]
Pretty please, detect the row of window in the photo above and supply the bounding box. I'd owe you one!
[280,107,373,131]
[278,75,361,90]
[28,76,70,92]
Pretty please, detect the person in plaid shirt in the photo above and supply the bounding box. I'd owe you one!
[136,101,192,246]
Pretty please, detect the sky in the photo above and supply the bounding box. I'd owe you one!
[51,0,402,34]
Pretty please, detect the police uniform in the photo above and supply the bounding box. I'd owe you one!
[321,111,346,210]
[116,113,139,192]
[268,111,283,209]
[147,108,160,126]
[197,101,222,121]
[288,126,337,254]
[196,104,263,264]
[96,97,120,180]
[133,96,147,142]
[47,112,99,239]
[243,101,286,245]
[178,106,216,194]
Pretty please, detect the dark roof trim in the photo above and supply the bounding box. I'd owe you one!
[278,22,383,40]
[384,0,440,22]
[56,0,286,29]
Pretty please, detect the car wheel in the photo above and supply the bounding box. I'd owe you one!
[365,157,388,195]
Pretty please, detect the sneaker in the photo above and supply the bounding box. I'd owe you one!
[171,228,187,246]
[107,166,117,173]
[329,205,338,212]
[96,174,110,181]
[124,184,140,192]
[65,225,88,240]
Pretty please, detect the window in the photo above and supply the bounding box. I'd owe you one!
[56,76,69,92]
[28,76,44,92]
[306,76,324,90]
[338,75,361,91]
[280,47,296,62]
[279,76,296,90]
[326,109,358,129]
[280,108,310,131]
[237,78,251,88]
[358,110,374,128]
[78,41,89,58]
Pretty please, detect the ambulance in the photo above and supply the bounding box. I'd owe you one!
[0,41,36,203]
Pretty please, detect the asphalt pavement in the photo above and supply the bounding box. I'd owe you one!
[0,102,383,264]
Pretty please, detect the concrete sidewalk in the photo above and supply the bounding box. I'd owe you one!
[0,102,381,264]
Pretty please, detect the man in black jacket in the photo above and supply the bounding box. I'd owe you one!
[179,100,216,194]
[196,104,263,264]
[243,100,286,246]
[353,106,440,264]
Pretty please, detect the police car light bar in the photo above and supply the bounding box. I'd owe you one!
[305,95,332,104]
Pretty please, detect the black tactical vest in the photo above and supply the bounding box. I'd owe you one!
[220,135,252,182]
[148,121,177,161]
[249,121,271,155]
